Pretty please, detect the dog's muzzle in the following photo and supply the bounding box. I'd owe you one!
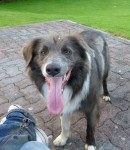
[45,66,72,115]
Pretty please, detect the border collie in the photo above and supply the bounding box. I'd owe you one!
[22,30,110,150]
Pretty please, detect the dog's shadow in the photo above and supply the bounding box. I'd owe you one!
[50,137,85,150]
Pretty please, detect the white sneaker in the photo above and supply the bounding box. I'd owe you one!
[0,104,22,124]
[8,104,23,112]
[35,128,49,146]
[0,117,6,125]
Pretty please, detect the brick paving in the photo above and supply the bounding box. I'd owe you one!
[0,20,130,150]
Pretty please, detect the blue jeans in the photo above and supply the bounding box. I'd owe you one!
[0,109,50,150]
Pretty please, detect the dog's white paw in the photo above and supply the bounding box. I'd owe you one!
[53,134,68,146]
[85,144,96,150]
[103,96,111,102]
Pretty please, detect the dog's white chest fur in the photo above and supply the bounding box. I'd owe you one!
[62,73,90,114]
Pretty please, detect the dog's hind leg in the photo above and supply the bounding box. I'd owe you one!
[102,73,111,103]
[53,113,71,146]
[102,43,111,103]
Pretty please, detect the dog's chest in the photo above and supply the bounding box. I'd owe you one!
[42,73,90,114]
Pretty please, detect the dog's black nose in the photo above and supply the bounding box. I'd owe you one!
[46,64,61,76]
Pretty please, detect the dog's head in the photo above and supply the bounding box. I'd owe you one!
[23,33,93,115]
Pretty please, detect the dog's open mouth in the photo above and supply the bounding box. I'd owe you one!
[45,69,72,115]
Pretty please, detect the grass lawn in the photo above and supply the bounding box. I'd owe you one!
[0,0,130,38]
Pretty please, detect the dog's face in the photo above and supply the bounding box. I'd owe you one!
[23,34,92,115]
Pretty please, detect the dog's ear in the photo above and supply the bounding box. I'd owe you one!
[22,42,33,67]
[22,38,40,67]
[79,38,95,57]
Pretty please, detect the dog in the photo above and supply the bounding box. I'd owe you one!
[22,29,110,150]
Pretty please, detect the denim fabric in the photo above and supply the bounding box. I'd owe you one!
[20,141,50,150]
[0,109,36,150]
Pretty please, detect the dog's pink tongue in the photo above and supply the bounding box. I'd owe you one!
[47,77,64,115]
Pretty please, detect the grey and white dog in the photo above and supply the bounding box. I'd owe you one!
[23,30,110,150]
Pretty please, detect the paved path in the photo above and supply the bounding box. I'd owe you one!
[0,20,130,150]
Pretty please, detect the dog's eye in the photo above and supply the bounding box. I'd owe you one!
[40,46,48,55]
[62,48,72,55]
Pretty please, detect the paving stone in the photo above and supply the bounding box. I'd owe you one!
[111,85,128,99]
[107,82,119,92]
[2,59,23,67]
[125,128,130,136]
[111,65,130,75]
[111,97,130,111]
[1,84,24,102]
[0,58,10,64]
[20,85,44,104]
[25,100,47,114]
[71,111,85,125]
[98,141,122,150]
[34,113,52,136]
[0,52,6,59]
[99,103,121,126]
[98,120,130,150]
[0,72,9,80]
[39,108,55,123]
[20,85,38,95]
[72,118,87,142]
[15,78,33,89]
[125,92,130,102]
[64,132,84,150]
[95,132,109,149]
[50,132,84,150]
[122,71,130,80]
[0,95,8,105]
[0,74,27,87]
[112,107,130,129]
[45,116,61,138]
[0,103,10,116]
[11,97,30,107]
[108,71,121,86]
[4,65,22,76]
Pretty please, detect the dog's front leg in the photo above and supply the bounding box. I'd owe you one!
[85,103,99,150]
[53,113,71,146]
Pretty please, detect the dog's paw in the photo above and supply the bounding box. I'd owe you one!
[53,134,68,146]
[85,144,96,150]
[103,96,111,103]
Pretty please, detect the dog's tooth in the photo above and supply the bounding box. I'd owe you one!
[64,74,67,81]
[63,76,65,82]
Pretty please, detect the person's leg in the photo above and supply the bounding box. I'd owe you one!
[0,105,49,150]
[20,141,50,150]
[0,105,37,150]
